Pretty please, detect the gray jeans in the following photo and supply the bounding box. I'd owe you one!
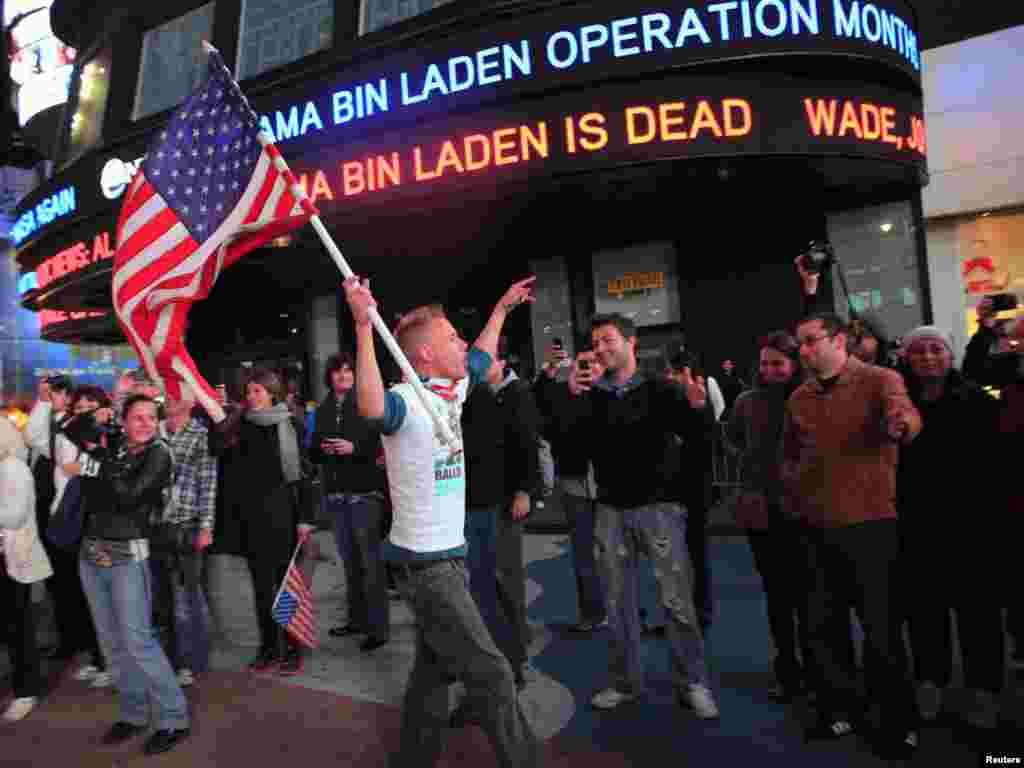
[391,558,540,768]
[595,502,709,694]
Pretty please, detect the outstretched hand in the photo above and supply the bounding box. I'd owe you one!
[500,276,537,312]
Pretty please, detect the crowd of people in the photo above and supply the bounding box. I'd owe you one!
[1,262,1021,765]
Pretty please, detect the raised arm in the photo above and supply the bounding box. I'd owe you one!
[344,277,386,421]
[473,276,536,360]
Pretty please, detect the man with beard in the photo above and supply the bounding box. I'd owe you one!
[567,314,719,719]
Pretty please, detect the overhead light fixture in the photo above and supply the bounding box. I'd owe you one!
[880,222,893,233]
[981,211,992,217]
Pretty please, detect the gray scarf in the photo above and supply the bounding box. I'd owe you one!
[244,403,302,484]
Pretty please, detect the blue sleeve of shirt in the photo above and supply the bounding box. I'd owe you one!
[373,390,407,435]
[303,411,316,449]
[467,347,493,389]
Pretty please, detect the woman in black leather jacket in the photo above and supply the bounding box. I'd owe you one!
[72,394,190,756]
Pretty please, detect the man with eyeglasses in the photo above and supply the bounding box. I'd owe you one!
[782,313,921,760]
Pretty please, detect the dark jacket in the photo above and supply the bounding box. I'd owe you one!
[463,385,508,509]
[533,374,590,478]
[963,324,1021,388]
[309,391,385,495]
[565,376,713,508]
[84,438,172,541]
[898,369,1000,522]
[214,406,312,555]
[494,377,542,501]
[725,381,799,502]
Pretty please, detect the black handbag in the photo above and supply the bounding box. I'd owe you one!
[46,476,86,551]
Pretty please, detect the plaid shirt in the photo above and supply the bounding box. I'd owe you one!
[164,417,218,530]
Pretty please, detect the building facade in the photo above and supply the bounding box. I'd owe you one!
[921,24,1024,362]
[13,0,931,398]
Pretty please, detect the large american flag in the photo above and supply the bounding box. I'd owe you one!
[272,556,318,649]
[113,43,317,420]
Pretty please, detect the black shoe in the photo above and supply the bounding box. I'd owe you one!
[143,728,190,755]
[804,718,856,742]
[103,721,147,745]
[248,648,281,672]
[641,622,666,636]
[328,624,366,638]
[359,637,388,653]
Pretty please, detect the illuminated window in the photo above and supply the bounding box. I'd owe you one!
[65,48,112,166]
[361,0,453,36]
[826,201,924,338]
[237,0,332,80]
[133,4,215,121]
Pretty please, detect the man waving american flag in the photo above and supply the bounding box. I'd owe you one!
[114,43,317,421]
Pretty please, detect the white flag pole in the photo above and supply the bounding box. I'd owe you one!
[307,215,459,448]
[200,39,457,447]
[272,538,306,614]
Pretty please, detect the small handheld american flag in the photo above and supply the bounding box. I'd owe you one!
[272,541,318,649]
[113,42,317,421]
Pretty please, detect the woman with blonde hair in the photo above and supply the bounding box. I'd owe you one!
[0,416,53,722]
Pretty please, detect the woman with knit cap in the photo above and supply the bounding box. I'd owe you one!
[897,325,1005,736]
[725,331,819,701]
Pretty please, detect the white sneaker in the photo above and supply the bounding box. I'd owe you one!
[591,688,636,710]
[2,697,36,722]
[90,671,114,688]
[916,681,943,722]
[683,684,720,719]
[177,668,194,687]
[73,664,101,681]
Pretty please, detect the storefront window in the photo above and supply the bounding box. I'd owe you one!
[133,3,215,121]
[361,0,453,35]
[957,210,1024,340]
[237,0,332,81]
[592,242,681,328]
[827,201,925,341]
[65,48,112,166]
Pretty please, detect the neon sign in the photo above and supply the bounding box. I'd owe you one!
[256,0,920,144]
[285,75,926,212]
[40,309,107,330]
[34,230,114,290]
[11,187,77,246]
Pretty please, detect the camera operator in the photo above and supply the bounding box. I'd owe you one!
[51,386,115,687]
[795,246,893,366]
[566,314,719,718]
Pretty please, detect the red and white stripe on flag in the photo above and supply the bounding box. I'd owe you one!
[281,562,318,649]
[114,131,316,421]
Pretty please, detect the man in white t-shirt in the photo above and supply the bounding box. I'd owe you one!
[343,274,539,768]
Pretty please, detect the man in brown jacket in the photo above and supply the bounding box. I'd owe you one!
[782,312,921,761]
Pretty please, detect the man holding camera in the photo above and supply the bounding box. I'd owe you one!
[783,312,920,759]
[567,314,719,718]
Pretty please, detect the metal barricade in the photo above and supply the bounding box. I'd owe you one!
[710,422,743,518]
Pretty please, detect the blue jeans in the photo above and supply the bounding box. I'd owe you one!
[331,494,389,641]
[594,502,708,694]
[80,557,189,730]
[563,494,606,624]
[151,550,211,674]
